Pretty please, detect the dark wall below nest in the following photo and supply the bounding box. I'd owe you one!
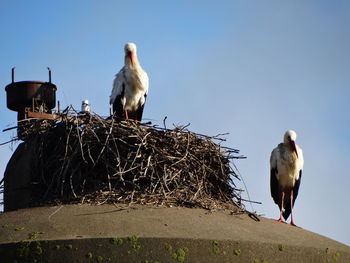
[4,142,34,211]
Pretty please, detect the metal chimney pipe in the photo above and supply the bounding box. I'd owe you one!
[11,67,15,83]
[47,67,51,83]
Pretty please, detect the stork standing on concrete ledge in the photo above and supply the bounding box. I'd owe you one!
[110,42,149,121]
[270,130,304,226]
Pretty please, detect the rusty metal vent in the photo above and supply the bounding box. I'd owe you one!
[4,68,58,140]
[6,81,57,111]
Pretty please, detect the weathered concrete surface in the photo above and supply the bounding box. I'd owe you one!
[0,204,349,262]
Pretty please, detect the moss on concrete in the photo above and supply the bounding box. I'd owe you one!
[1,237,346,263]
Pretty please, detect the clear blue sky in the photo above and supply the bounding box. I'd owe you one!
[1,0,350,246]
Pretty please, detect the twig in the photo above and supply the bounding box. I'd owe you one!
[10,110,247,212]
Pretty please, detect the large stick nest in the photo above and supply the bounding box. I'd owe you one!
[8,110,245,210]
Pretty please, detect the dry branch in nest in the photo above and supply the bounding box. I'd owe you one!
[8,109,246,210]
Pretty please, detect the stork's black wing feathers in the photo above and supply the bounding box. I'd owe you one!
[270,168,280,208]
[135,93,147,121]
[127,93,147,121]
[112,83,125,120]
[292,170,302,206]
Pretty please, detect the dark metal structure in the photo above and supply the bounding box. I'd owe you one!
[5,68,58,139]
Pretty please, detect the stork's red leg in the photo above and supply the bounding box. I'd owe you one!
[125,110,129,120]
[276,191,285,223]
[290,190,297,226]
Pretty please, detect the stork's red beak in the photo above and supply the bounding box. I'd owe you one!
[128,51,134,66]
[291,141,298,158]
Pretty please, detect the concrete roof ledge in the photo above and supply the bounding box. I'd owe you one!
[0,204,349,262]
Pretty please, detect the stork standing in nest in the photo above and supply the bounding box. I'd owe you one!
[270,130,304,226]
[110,42,149,121]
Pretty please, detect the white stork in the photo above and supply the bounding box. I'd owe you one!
[110,42,149,121]
[270,130,304,226]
